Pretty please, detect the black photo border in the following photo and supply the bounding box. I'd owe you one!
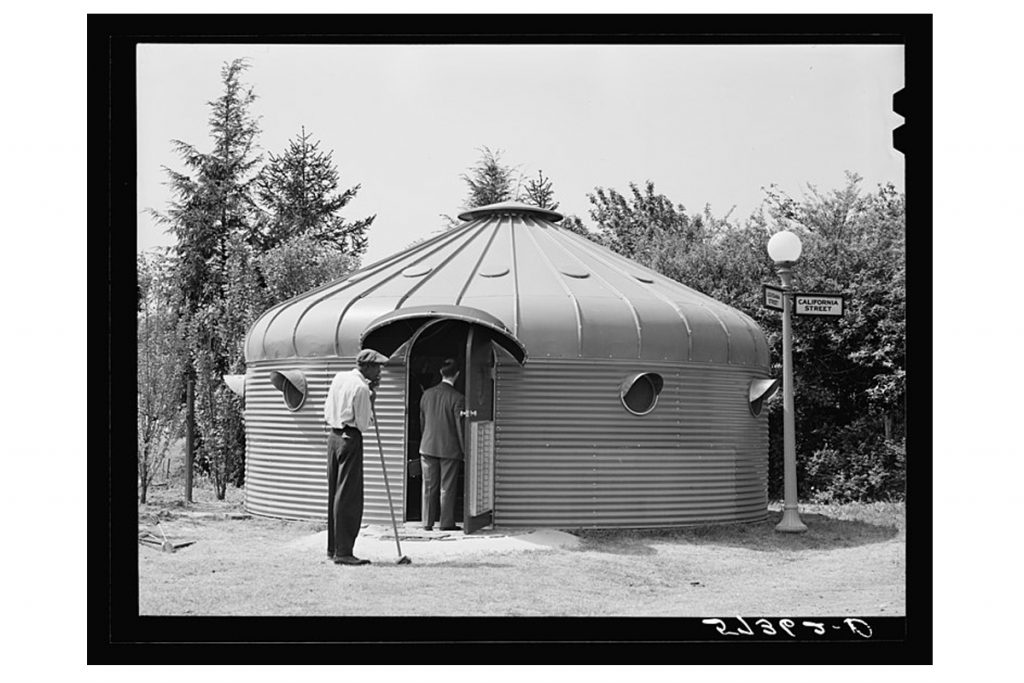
[91,12,932,665]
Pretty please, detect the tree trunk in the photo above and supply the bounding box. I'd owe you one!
[185,375,195,503]
[139,443,149,503]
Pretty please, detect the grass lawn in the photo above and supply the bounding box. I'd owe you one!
[138,478,904,616]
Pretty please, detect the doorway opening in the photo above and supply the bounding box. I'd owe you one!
[361,304,526,533]
[404,319,470,525]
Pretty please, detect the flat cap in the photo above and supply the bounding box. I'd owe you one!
[356,348,390,364]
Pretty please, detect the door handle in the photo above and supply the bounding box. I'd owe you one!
[459,409,478,417]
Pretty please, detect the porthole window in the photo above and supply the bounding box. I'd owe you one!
[619,372,664,416]
[270,370,308,411]
[748,378,780,417]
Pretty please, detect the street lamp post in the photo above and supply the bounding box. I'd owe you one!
[767,230,807,533]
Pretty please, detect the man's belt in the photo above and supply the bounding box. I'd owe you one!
[331,426,360,435]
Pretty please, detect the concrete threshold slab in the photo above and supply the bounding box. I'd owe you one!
[284,521,580,562]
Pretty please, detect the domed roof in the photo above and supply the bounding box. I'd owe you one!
[244,202,769,367]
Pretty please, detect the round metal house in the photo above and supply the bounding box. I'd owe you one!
[239,201,777,531]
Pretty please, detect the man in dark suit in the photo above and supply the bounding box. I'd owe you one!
[419,358,465,531]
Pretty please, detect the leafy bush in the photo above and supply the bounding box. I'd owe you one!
[802,418,906,503]
[577,174,906,503]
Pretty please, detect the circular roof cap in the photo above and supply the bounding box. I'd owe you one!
[457,201,564,223]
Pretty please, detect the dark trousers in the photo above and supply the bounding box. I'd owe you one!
[421,455,461,529]
[327,427,364,557]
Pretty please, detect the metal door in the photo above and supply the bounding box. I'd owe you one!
[462,325,496,533]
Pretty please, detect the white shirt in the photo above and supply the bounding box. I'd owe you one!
[323,368,373,433]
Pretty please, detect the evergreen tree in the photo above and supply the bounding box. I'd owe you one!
[522,169,559,210]
[256,126,374,257]
[155,59,263,310]
[149,58,264,499]
[460,146,520,208]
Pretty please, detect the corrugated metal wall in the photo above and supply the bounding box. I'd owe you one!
[243,359,406,523]
[493,358,770,528]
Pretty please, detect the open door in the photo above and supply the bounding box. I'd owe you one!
[361,306,526,533]
[462,326,496,534]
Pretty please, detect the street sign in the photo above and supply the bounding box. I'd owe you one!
[793,293,845,317]
[762,284,785,311]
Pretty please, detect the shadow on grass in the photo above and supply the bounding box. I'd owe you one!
[422,561,517,569]
[568,509,901,556]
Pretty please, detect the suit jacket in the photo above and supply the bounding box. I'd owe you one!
[419,381,465,460]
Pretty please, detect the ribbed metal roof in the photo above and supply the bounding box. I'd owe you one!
[244,202,769,366]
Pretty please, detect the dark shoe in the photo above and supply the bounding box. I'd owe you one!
[423,525,434,531]
[439,526,459,531]
[333,555,371,566]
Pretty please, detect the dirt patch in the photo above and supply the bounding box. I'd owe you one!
[139,484,904,617]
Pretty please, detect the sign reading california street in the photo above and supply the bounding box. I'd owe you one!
[762,284,785,311]
[793,293,846,317]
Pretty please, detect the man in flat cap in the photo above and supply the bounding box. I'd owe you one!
[323,348,389,566]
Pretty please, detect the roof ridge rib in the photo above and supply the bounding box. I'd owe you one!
[327,218,486,356]
[551,228,694,361]
[395,219,492,308]
[256,217,482,359]
[509,216,520,338]
[519,216,584,357]
[536,218,643,358]
[456,215,503,306]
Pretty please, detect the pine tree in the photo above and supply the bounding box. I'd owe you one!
[149,58,264,499]
[256,126,374,257]
[153,58,263,314]
[460,146,521,208]
[522,169,559,210]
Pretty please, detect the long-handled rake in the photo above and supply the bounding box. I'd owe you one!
[370,403,412,565]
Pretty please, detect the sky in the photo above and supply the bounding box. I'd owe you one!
[137,43,905,264]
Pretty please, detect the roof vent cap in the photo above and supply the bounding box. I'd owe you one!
[457,201,564,223]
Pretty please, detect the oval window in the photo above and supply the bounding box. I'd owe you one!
[619,372,664,416]
[269,370,308,411]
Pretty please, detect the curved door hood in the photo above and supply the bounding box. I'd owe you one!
[361,304,528,365]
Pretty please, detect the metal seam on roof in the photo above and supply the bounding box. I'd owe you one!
[509,215,520,337]
[519,215,584,357]
[455,216,502,305]
[329,219,484,355]
[695,300,732,363]
[536,218,643,358]
[255,217,468,360]
[733,309,765,363]
[395,219,490,309]
[245,203,769,366]
[553,228,693,361]
[663,280,742,361]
